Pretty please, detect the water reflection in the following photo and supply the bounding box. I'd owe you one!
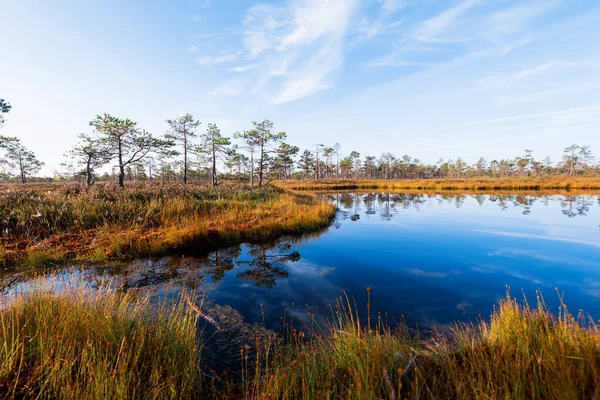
[326,192,599,219]
[3,192,600,337]
[235,242,299,288]
[112,240,302,291]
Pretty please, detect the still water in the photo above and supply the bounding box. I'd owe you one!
[5,192,600,331]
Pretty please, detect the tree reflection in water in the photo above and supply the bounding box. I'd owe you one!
[203,246,242,284]
[111,240,302,290]
[561,195,593,218]
[118,192,598,290]
[325,192,599,219]
[195,241,300,288]
[235,242,299,288]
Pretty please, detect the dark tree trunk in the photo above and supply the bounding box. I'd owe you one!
[258,143,264,187]
[250,145,254,187]
[19,155,25,184]
[183,135,188,185]
[118,138,124,188]
[212,150,217,187]
[86,157,93,187]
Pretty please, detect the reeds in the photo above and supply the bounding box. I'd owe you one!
[0,182,336,269]
[414,290,600,399]
[0,280,202,398]
[278,176,600,191]
[241,290,600,399]
[1,284,598,398]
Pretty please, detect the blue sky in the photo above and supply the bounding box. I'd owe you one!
[1,0,599,174]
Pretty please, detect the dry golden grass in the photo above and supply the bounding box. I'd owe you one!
[1,283,598,399]
[277,176,600,192]
[241,291,600,399]
[0,182,336,269]
[0,280,201,399]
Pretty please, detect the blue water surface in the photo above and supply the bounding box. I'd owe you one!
[152,192,600,330]
[5,192,600,332]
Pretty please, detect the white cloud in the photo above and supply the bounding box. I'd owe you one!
[195,53,238,67]
[413,0,481,42]
[484,0,561,37]
[472,230,600,248]
[243,4,288,57]
[241,0,357,103]
[227,64,259,73]
[190,15,202,22]
[273,44,339,103]
[208,78,245,96]
[478,62,556,86]
[351,16,403,42]
[477,59,598,86]
[472,104,600,125]
[190,33,219,40]
[491,82,600,104]
[379,0,407,13]
[405,268,448,278]
[278,0,354,50]
[187,45,198,53]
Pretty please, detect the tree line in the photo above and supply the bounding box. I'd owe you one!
[0,98,598,186]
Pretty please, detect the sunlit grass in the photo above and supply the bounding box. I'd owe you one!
[278,176,600,191]
[1,283,598,399]
[242,290,600,399]
[413,290,600,399]
[0,182,336,269]
[0,281,202,399]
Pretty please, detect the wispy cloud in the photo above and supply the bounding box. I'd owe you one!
[189,33,219,40]
[472,230,600,248]
[379,0,407,13]
[184,0,596,111]
[350,16,403,43]
[483,0,561,37]
[195,52,239,67]
[186,45,198,53]
[243,4,288,57]
[190,15,202,22]
[405,268,448,278]
[490,81,600,104]
[227,63,259,73]
[242,0,357,103]
[472,104,600,125]
[208,78,245,96]
[477,62,556,86]
[477,59,598,86]
[366,59,424,68]
[412,0,481,42]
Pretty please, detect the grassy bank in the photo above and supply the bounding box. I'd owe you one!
[2,285,598,399]
[0,284,201,398]
[241,291,600,399]
[0,183,336,269]
[277,176,600,191]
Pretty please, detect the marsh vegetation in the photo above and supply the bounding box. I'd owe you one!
[2,280,599,399]
[0,183,335,270]
[2,100,600,399]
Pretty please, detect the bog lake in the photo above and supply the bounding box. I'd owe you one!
[3,192,600,334]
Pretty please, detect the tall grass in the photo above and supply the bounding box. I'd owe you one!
[414,290,600,399]
[1,284,598,398]
[242,291,600,399]
[0,182,336,268]
[278,176,600,191]
[0,281,202,399]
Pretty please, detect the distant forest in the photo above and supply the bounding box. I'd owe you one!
[0,99,597,185]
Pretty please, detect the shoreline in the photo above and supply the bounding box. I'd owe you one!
[0,183,336,270]
[276,176,600,192]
